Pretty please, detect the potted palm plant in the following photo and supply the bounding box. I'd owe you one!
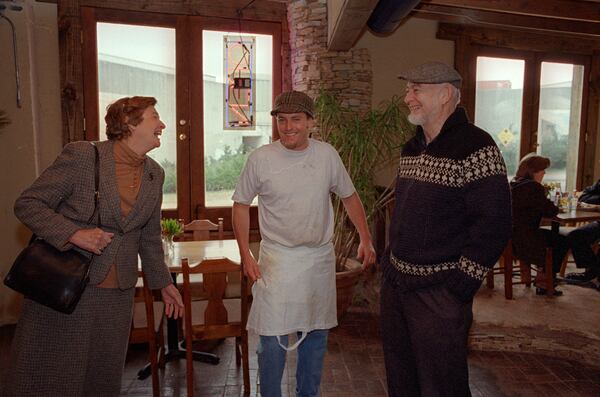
[315,91,414,319]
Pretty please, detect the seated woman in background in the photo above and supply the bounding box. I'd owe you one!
[510,153,569,296]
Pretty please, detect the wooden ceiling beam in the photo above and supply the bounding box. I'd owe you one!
[437,22,600,54]
[420,0,600,23]
[414,3,600,37]
[77,0,287,21]
[327,0,379,51]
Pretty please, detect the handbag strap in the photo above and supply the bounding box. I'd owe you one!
[86,142,101,227]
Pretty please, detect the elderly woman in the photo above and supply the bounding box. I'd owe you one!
[5,96,184,396]
[510,153,569,296]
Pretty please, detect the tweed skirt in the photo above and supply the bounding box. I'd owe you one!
[3,285,135,397]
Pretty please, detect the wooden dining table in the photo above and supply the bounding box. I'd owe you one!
[551,207,600,232]
[137,239,241,380]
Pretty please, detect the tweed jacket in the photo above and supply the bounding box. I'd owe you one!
[14,140,172,290]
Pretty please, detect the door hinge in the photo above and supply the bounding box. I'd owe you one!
[83,117,86,132]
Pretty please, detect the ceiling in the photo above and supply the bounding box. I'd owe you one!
[329,0,600,51]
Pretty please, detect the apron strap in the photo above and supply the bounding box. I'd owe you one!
[276,331,307,352]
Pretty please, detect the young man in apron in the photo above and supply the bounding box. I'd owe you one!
[232,90,375,397]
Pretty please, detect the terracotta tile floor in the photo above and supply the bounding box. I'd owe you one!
[2,267,600,396]
[115,306,600,396]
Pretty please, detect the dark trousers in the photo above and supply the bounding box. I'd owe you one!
[380,277,473,397]
[540,228,571,274]
[567,220,600,275]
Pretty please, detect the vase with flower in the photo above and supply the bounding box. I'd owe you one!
[160,218,183,257]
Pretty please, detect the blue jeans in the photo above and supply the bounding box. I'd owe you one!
[257,329,329,397]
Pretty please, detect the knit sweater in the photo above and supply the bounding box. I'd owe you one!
[382,107,512,302]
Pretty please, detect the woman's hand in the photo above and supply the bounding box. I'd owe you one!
[161,283,184,319]
[69,228,114,255]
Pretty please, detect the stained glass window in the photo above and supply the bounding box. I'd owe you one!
[224,35,256,129]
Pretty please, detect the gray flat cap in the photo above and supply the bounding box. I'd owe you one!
[398,61,462,89]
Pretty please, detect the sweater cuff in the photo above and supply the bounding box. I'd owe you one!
[445,256,488,303]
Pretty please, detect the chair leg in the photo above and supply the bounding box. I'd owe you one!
[185,328,194,397]
[519,260,532,287]
[145,330,160,397]
[241,331,250,395]
[559,249,570,278]
[158,327,166,369]
[235,336,242,366]
[503,250,513,300]
[545,248,555,296]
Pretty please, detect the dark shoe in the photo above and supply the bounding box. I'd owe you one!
[535,287,563,296]
[565,270,596,283]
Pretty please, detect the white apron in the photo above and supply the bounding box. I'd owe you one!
[247,241,337,345]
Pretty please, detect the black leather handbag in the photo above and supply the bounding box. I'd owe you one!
[4,143,101,314]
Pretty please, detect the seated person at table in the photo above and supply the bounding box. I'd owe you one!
[510,153,569,295]
[565,180,600,283]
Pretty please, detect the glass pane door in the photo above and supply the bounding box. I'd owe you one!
[96,23,177,209]
[202,30,273,207]
[537,62,584,192]
[474,56,525,178]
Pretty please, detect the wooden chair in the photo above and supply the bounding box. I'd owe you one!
[486,240,555,298]
[183,218,224,241]
[181,257,250,396]
[178,217,228,297]
[129,273,166,397]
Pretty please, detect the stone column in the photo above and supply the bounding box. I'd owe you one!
[287,0,372,114]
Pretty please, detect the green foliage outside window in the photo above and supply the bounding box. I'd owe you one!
[160,158,177,194]
[160,145,249,195]
[205,145,249,191]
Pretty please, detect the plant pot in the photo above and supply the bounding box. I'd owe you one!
[335,258,363,322]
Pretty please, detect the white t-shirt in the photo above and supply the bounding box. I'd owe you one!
[232,138,355,248]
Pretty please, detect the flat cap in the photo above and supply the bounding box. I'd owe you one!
[398,61,462,89]
[271,91,314,118]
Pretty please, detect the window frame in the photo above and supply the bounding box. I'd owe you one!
[440,23,599,188]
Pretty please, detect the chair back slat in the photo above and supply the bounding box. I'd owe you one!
[183,218,224,241]
[202,273,228,325]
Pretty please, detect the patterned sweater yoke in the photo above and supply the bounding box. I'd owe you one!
[383,107,512,302]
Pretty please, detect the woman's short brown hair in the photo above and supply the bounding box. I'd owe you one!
[104,96,157,140]
[516,153,551,180]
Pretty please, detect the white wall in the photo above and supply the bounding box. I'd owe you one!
[355,17,454,186]
[0,0,62,325]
